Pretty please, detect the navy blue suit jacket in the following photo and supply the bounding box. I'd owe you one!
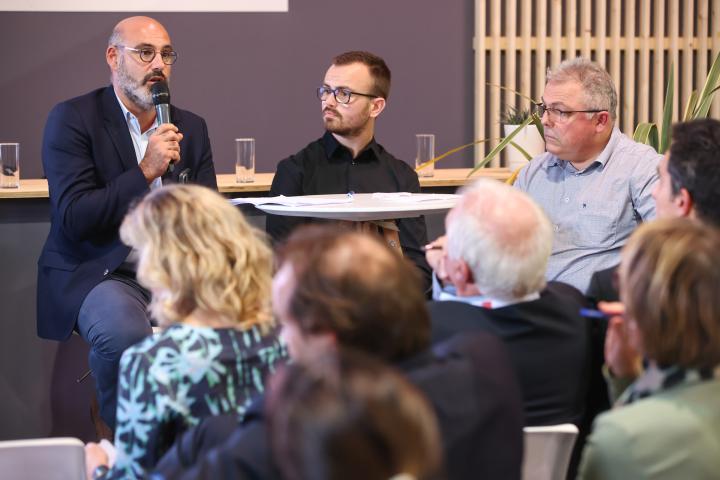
[37,86,217,341]
[428,282,592,427]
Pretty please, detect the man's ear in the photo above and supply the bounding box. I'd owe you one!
[448,258,473,289]
[594,111,611,132]
[369,97,386,118]
[106,45,119,71]
[676,187,694,217]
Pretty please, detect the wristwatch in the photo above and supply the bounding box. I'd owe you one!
[92,465,109,479]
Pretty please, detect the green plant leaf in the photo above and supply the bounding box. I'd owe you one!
[530,113,544,139]
[694,85,720,118]
[500,105,533,125]
[508,141,533,161]
[467,115,536,178]
[505,165,525,185]
[692,51,720,118]
[659,64,674,154]
[486,83,540,105]
[633,122,659,151]
[682,91,698,121]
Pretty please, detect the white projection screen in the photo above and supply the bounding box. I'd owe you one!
[1,0,288,12]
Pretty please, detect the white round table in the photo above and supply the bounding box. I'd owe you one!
[255,193,459,221]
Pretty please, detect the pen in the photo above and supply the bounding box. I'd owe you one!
[579,308,609,320]
[423,244,444,251]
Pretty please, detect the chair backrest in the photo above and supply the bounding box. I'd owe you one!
[522,424,579,480]
[0,437,85,480]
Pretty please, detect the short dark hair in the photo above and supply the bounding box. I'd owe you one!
[332,50,391,99]
[620,218,720,369]
[268,348,442,480]
[668,119,720,227]
[277,225,430,362]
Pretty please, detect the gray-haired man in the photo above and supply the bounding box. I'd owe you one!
[514,58,660,292]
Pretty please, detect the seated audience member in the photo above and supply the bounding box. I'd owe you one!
[268,348,443,480]
[514,57,660,292]
[587,118,720,303]
[266,50,431,291]
[85,185,286,479]
[152,226,524,480]
[427,178,591,427]
[579,218,720,479]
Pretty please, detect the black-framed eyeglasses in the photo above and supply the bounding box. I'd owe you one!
[116,45,178,65]
[533,102,605,122]
[317,86,379,104]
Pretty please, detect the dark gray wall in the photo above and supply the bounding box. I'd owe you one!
[0,1,475,179]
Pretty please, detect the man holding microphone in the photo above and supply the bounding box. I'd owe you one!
[37,16,216,431]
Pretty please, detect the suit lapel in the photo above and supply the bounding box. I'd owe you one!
[101,86,140,172]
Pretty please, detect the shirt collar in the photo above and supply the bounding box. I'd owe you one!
[593,127,622,167]
[113,89,158,134]
[544,127,621,172]
[617,363,720,407]
[436,288,540,309]
[322,130,381,161]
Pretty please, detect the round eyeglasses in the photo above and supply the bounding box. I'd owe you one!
[317,86,379,104]
[116,45,178,65]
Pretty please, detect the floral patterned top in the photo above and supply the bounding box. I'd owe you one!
[109,323,287,478]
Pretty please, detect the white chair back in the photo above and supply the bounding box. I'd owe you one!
[522,423,579,480]
[0,437,85,480]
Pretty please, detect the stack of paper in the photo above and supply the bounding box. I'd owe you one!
[370,192,460,203]
[230,195,354,207]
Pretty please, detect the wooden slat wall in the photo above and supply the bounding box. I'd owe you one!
[474,0,720,166]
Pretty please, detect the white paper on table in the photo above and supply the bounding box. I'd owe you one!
[230,195,355,207]
[370,192,461,203]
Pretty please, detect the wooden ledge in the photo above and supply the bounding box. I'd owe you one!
[0,168,511,200]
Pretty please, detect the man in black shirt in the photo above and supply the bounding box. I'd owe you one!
[267,51,431,289]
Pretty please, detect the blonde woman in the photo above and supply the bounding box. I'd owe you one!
[88,185,286,479]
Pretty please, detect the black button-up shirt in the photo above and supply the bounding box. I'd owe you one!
[267,131,431,289]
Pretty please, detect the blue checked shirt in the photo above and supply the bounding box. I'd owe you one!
[514,128,660,292]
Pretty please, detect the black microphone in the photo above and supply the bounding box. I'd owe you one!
[151,81,174,173]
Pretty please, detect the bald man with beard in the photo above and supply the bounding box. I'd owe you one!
[38,16,217,430]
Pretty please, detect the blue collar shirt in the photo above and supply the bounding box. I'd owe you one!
[514,128,660,292]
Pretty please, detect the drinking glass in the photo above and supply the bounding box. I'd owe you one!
[0,143,20,188]
[235,138,255,183]
[415,134,434,178]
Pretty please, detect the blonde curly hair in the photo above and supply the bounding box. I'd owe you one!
[120,184,273,329]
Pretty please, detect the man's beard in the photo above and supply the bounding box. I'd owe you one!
[117,57,164,111]
[323,108,370,137]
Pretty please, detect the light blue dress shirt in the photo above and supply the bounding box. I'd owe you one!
[431,273,540,307]
[514,128,660,292]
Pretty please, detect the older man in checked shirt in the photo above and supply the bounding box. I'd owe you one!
[514,58,660,292]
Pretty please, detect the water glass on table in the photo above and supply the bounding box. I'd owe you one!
[0,143,20,189]
[235,138,255,183]
[415,134,435,178]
